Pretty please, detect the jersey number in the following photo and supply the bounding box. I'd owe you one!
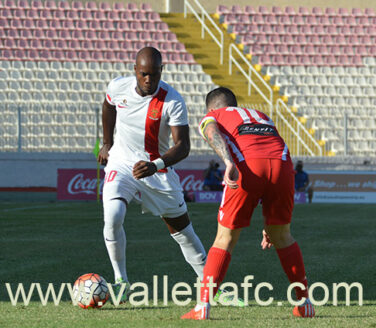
[105,170,117,183]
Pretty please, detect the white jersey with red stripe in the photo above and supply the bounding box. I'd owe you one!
[104,76,188,191]
[199,106,290,162]
[106,75,188,165]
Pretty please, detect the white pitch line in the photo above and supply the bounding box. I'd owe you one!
[0,203,69,212]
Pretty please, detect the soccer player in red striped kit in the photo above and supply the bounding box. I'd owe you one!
[182,87,315,319]
[97,47,207,300]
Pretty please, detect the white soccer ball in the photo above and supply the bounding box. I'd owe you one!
[73,273,109,309]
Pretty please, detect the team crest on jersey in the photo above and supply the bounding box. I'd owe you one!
[148,108,160,121]
[118,98,127,109]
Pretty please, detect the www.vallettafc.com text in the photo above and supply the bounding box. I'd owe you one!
[2,275,363,307]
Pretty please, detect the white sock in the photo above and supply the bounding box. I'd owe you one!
[195,303,210,319]
[195,303,209,310]
[171,223,206,280]
[103,198,128,283]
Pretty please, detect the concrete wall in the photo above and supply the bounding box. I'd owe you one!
[0,152,218,187]
[0,152,375,188]
[0,153,98,188]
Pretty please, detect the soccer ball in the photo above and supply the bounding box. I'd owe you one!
[73,273,109,309]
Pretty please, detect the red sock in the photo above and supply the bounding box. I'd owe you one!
[200,247,231,303]
[276,242,309,300]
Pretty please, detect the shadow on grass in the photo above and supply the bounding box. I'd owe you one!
[202,63,217,69]
[208,317,243,321]
[315,315,373,319]
[176,33,191,38]
[101,306,172,311]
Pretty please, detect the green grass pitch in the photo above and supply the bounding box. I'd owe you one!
[0,201,375,327]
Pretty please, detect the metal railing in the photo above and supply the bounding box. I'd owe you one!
[0,106,366,157]
[180,2,319,156]
[183,0,224,64]
[229,43,273,118]
[275,99,323,156]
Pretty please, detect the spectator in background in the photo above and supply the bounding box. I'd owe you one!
[295,160,313,203]
[203,160,223,191]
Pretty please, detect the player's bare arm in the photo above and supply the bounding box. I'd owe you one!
[132,125,190,179]
[98,98,116,165]
[202,121,239,189]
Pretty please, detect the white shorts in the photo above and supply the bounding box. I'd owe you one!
[103,161,187,218]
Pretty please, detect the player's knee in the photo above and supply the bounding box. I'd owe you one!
[103,198,127,231]
[265,226,293,248]
[213,233,235,251]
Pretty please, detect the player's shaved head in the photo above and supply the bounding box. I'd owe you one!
[205,87,237,111]
[134,47,163,96]
[135,47,162,68]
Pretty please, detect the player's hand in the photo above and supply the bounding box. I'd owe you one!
[97,144,112,165]
[261,229,273,250]
[132,160,157,179]
[224,161,239,189]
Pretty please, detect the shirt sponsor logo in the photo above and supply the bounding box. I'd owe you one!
[238,123,278,136]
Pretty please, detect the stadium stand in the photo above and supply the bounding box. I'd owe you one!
[0,1,216,153]
[215,5,376,156]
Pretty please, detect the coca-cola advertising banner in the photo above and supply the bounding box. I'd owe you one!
[57,169,376,203]
[57,169,105,200]
[57,169,205,200]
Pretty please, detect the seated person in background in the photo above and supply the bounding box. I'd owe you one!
[203,160,223,191]
[295,160,313,203]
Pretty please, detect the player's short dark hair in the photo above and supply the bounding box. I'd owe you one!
[205,87,237,108]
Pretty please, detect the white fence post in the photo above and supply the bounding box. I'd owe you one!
[17,106,22,152]
[165,0,170,13]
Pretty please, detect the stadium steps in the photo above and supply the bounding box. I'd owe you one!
[160,13,270,105]
[161,13,326,156]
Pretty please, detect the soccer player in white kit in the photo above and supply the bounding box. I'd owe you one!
[97,47,207,300]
